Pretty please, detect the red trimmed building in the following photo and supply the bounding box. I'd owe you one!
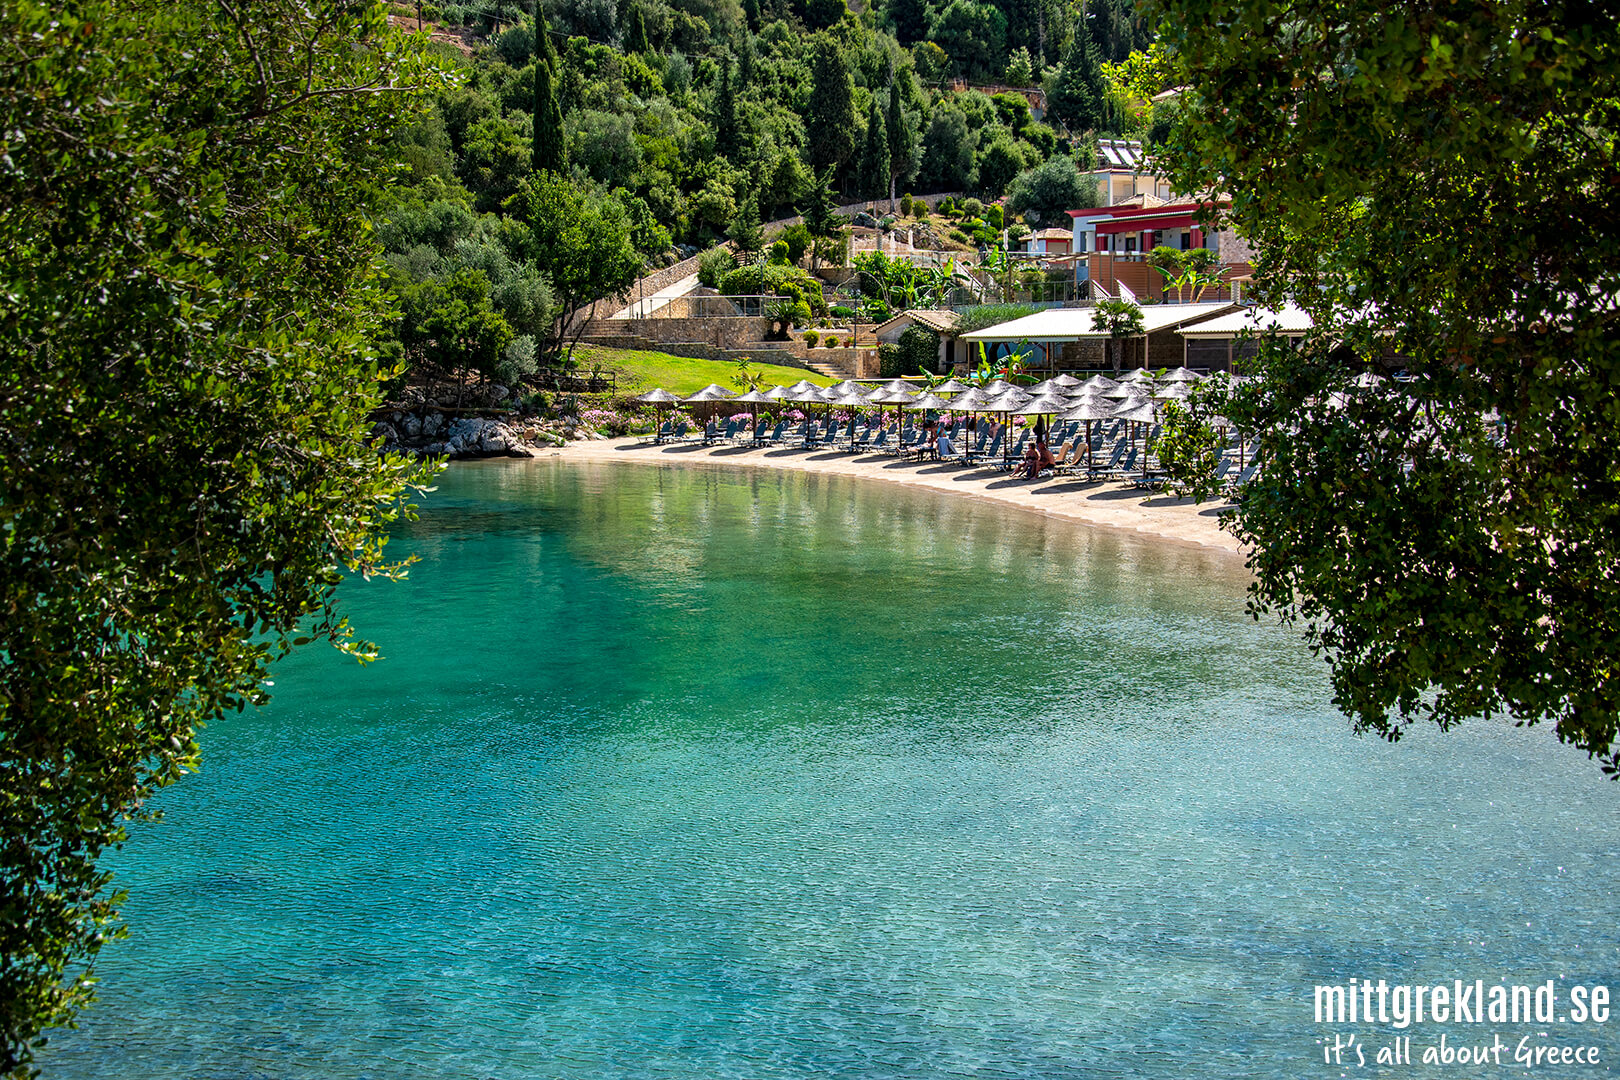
[1067,201,1254,303]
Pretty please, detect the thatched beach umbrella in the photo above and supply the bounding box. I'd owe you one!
[764,384,792,400]
[933,378,972,394]
[1077,374,1121,393]
[682,383,738,403]
[869,387,917,439]
[1119,368,1157,385]
[1049,373,1084,388]
[982,388,1034,463]
[1113,397,1159,468]
[907,391,953,411]
[1062,396,1120,473]
[1161,366,1203,383]
[635,387,681,404]
[1015,394,1070,445]
[1153,381,1193,402]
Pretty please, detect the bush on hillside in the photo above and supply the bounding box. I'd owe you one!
[697,245,736,288]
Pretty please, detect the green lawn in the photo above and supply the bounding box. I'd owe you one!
[575,345,837,396]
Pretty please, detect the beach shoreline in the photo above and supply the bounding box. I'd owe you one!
[540,437,1247,556]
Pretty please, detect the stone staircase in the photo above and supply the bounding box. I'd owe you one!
[799,354,858,379]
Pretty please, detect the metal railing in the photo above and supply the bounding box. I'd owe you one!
[623,295,782,319]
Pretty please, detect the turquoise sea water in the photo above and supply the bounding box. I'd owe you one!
[45,460,1619,1078]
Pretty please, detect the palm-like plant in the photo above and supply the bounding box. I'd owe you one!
[1091,298,1146,369]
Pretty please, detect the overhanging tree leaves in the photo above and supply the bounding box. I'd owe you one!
[1149,0,1620,772]
[0,0,448,1069]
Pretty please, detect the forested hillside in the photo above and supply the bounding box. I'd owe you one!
[379,0,1153,383]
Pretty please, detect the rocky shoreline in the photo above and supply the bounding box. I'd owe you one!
[369,385,614,458]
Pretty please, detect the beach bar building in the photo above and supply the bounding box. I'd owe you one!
[1175,304,1313,370]
[960,301,1235,371]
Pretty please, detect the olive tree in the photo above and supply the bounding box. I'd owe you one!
[0,1,446,1069]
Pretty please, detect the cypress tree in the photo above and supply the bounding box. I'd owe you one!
[713,52,739,160]
[804,35,857,177]
[858,98,888,201]
[626,4,650,54]
[532,7,565,174]
[884,73,911,209]
[1047,16,1107,133]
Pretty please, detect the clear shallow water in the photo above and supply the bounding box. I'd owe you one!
[46,461,1619,1078]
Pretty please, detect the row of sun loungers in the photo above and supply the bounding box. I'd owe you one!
[642,417,1261,494]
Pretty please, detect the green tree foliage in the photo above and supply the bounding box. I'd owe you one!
[698,245,740,286]
[626,3,652,52]
[1004,46,1035,84]
[917,108,977,190]
[728,192,766,257]
[885,0,929,45]
[509,173,640,364]
[0,0,445,1068]
[858,98,891,199]
[927,0,1008,81]
[806,34,858,174]
[1150,0,1620,772]
[1005,154,1099,224]
[1045,16,1108,132]
[400,269,516,384]
[533,10,567,175]
[885,75,918,206]
[974,131,1034,197]
[711,50,740,160]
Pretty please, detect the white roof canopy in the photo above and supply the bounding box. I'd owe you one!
[960,302,1235,344]
[1176,303,1313,338]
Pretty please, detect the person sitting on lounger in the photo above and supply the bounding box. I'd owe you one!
[936,428,955,459]
[1020,439,1040,479]
[1037,438,1056,475]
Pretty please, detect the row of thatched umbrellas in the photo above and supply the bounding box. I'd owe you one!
[636,368,1213,466]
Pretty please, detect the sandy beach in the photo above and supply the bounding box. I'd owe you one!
[544,436,1246,556]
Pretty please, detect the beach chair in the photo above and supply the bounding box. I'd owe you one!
[1105,446,1138,480]
[651,419,673,445]
[965,430,1002,466]
[871,428,889,449]
[671,420,690,442]
[1225,461,1259,496]
[767,420,788,444]
[1084,440,1126,480]
[701,420,720,445]
[851,426,874,451]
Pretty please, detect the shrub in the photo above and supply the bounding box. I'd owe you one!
[913,200,928,219]
[986,203,1004,230]
[961,197,985,218]
[768,239,791,264]
[803,329,820,347]
[897,324,940,375]
[948,228,970,244]
[939,196,957,215]
[697,245,737,288]
[824,336,840,348]
[878,342,902,378]
[778,222,811,263]
[830,305,855,320]
[899,194,914,217]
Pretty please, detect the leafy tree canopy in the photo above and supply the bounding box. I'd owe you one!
[1150,0,1620,773]
[0,0,447,1068]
